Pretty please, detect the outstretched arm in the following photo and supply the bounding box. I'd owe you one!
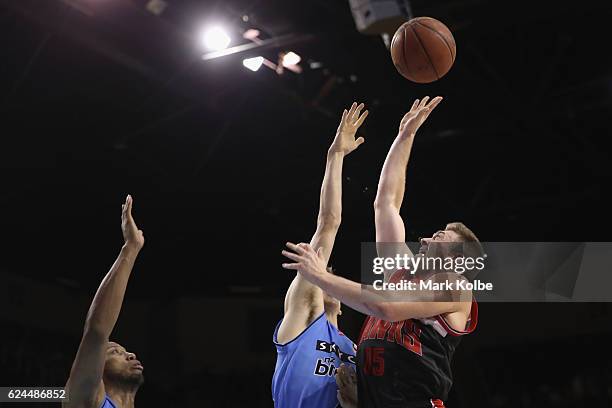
[282,243,470,322]
[374,97,442,266]
[277,103,368,344]
[64,196,144,408]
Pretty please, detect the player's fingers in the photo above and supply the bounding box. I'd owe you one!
[298,243,313,254]
[282,263,301,270]
[339,368,350,386]
[341,364,352,377]
[338,389,351,403]
[348,102,357,117]
[281,250,302,262]
[341,109,348,123]
[338,364,350,378]
[426,96,443,112]
[355,136,365,147]
[337,391,346,406]
[410,99,420,111]
[126,195,135,221]
[426,95,443,107]
[338,390,355,408]
[285,242,305,254]
[419,96,430,108]
[335,370,346,387]
[355,110,369,127]
[352,103,365,121]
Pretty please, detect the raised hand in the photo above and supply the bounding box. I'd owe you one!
[398,96,443,140]
[329,102,369,156]
[121,195,144,251]
[281,242,327,281]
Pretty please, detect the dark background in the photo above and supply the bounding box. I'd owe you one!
[1,0,611,406]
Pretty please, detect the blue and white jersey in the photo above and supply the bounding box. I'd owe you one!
[272,313,356,408]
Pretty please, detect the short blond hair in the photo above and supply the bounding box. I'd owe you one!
[446,222,485,279]
[446,222,480,242]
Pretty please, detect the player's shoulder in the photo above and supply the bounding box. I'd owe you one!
[63,380,106,408]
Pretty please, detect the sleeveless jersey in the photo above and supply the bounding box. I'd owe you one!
[357,271,478,408]
[272,313,357,408]
[100,394,116,408]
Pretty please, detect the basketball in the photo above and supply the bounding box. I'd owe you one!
[390,17,456,83]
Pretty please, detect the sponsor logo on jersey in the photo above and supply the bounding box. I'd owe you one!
[313,340,356,377]
[315,340,356,364]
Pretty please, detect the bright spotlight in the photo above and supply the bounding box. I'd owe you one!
[282,51,301,67]
[243,56,264,71]
[202,26,231,51]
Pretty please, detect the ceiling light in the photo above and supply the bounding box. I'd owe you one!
[282,51,301,67]
[201,26,231,51]
[243,56,264,71]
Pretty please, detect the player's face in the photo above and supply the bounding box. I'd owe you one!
[103,342,144,387]
[419,229,462,258]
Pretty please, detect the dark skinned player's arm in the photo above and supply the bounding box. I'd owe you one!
[276,102,368,344]
[373,97,442,270]
[63,195,144,408]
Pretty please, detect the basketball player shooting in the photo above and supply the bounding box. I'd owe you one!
[282,96,482,408]
[272,103,368,408]
[63,195,145,408]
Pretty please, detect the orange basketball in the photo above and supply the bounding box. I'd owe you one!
[390,17,456,83]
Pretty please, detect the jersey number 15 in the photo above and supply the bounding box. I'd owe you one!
[362,347,385,376]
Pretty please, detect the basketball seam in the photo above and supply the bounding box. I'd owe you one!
[391,30,403,71]
[410,24,440,81]
[414,20,455,63]
[400,26,414,80]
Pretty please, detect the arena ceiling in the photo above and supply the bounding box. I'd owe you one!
[1,0,610,298]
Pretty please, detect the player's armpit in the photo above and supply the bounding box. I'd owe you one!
[276,275,324,344]
[277,222,337,344]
